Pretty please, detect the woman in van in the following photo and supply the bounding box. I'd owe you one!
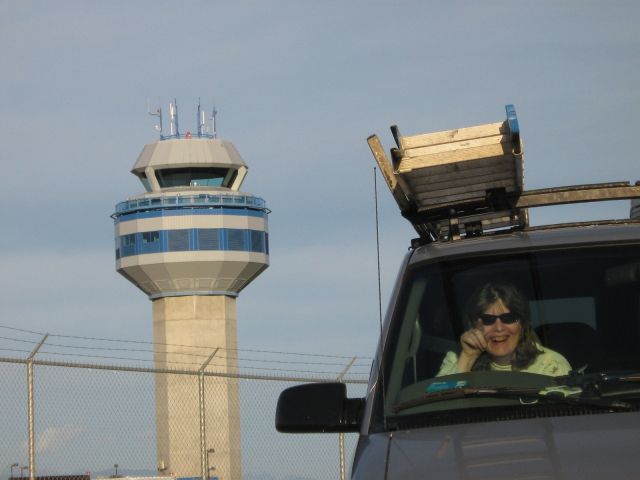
[437,283,571,376]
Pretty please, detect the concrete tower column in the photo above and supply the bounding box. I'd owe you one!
[153,296,241,480]
[113,107,269,480]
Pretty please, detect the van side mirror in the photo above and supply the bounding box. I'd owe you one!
[275,382,364,433]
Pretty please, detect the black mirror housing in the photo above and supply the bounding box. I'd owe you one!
[275,382,364,433]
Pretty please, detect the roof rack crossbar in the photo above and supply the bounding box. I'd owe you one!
[516,183,640,209]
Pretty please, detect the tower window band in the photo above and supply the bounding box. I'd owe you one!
[156,167,235,188]
[116,228,268,257]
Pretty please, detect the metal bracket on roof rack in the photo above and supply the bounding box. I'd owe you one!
[506,104,521,155]
[404,182,640,243]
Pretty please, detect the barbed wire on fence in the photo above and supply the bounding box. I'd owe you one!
[0,323,372,380]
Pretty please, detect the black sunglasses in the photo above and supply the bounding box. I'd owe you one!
[478,313,520,326]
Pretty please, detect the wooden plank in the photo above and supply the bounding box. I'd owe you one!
[399,121,507,150]
[390,147,403,172]
[420,191,520,209]
[388,147,417,201]
[407,173,522,194]
[400,155,514,179]
[398,146,511,172]
[408,171,516,191]
[367,134,396,189]
[516,184,640,208]
[415,185,518,206]
[390,125,402,148]
[404,161,515,184]
[395,173,416,205]
[414,194,506,210]
[403,134,510,158]
[408,170,517,193]
[367,134,411,210]
[417,197,485,212]
[414,179,518,202]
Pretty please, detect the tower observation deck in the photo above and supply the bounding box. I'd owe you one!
[112,100,269,480]
[113,122,270,297]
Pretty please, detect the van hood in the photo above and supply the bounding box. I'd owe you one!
[380,412,640,479]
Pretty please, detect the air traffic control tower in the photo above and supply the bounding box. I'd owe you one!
[112,101,269,480]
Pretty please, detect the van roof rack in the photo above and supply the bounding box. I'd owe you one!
[368,105,640,243]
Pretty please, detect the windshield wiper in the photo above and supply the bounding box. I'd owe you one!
[556,371,640,398]
[391,386,632,414]
[558,370,640,385]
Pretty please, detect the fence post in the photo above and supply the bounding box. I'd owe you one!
[27,334,48,480]
[199,348,219,480]
[336,357,357,480]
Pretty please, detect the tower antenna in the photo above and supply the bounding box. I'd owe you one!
[197,98,205,137]
[211,106,218,139]
[147,99,163,138]
[169,98,180,138]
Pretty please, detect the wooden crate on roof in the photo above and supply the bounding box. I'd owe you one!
[390,113,523,213]
[368,105,526,240]
[369,105,640,243]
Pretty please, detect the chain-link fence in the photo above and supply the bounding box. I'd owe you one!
[0,355,368,480]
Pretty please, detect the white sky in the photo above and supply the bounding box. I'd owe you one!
[1,0,639,365]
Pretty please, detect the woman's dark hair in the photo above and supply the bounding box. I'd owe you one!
[465,283,541,371]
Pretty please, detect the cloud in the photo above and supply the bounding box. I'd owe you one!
[21,425,84,454]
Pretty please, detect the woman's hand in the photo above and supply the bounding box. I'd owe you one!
[457,328,487,372]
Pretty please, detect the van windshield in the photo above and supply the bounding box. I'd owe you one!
[383,244,640,422]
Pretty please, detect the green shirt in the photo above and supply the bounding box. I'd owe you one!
[436,345,572,377]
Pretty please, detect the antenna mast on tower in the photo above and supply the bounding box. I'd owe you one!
[211,106,218,139]
[147,100,163,137]
[169,98,180,138]
[197,99,204,137]
[149,98,217,140]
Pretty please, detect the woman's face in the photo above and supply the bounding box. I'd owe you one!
[476,298,522,365]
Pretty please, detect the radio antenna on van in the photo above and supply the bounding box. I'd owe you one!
[374,167,384,341]
[374,167,387,426]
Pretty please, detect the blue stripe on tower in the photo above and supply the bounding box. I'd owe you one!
[117,228,269,257]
